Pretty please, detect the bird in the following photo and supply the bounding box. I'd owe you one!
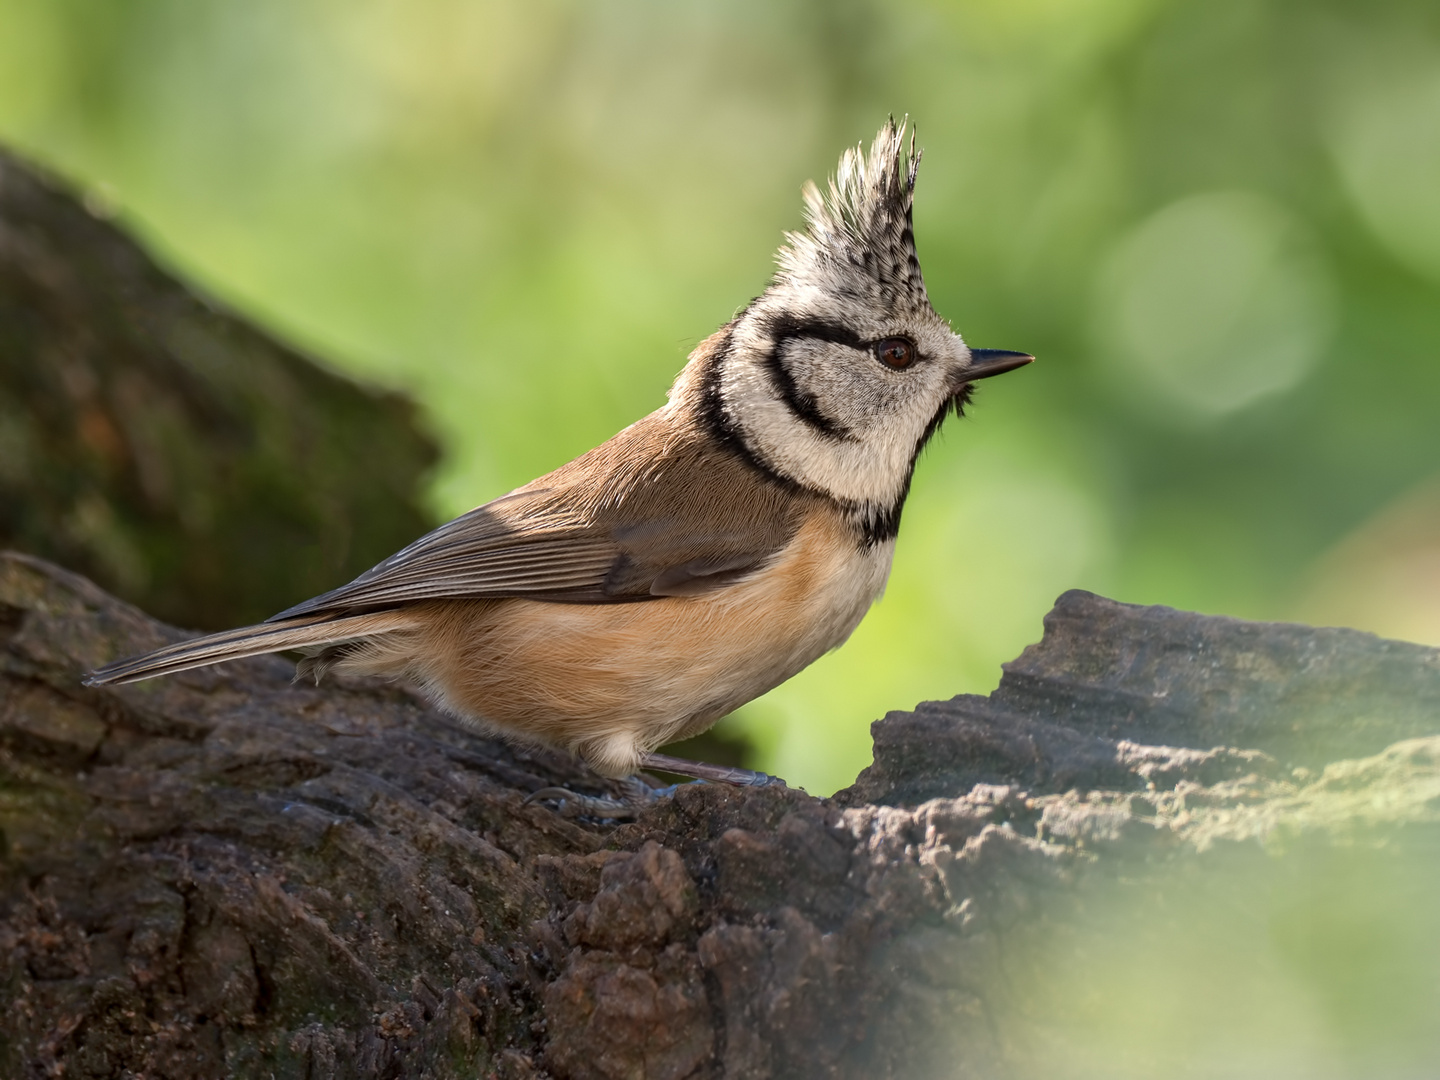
[84,120,1032,793]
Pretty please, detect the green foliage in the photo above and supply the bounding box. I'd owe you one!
[2,0,1437,792]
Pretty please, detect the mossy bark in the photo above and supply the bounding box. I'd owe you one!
[0,148,436,631]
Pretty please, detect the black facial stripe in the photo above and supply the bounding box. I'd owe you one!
[765,340,853,440]
[697,324,891,540]
[761,313,878,441]
[764,313,869,352]
[697,325,810,500]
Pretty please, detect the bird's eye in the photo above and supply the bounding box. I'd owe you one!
[875,337,916,370]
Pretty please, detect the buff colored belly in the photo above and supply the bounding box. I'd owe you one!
[380,513,893,776]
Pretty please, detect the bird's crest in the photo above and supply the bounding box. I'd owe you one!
[775,118,927,311]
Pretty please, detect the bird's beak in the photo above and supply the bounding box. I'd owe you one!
[959,349,1035,383]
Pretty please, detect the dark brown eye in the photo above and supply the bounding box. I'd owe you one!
[875,337,916,370]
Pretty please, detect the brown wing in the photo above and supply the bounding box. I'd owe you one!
[267,488,618,619]
[268,401,813,621]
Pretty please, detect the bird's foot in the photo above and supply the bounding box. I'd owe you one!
[525,755,786,821]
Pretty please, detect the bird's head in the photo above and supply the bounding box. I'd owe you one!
[688,119,1032,541]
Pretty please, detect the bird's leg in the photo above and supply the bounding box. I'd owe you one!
[525,754,786,821]
[639,752,787,788]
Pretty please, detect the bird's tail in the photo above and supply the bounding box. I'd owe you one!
[82,609,425,687]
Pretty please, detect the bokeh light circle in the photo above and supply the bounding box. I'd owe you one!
[1330,64,1440,285]
[1095,190,1336,418]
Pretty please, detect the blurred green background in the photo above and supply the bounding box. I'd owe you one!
[993,835,1440,1079]
[1,0,1436,796]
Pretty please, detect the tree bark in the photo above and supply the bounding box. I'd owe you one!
[3,552,1438,1079]
[0,148,436,632]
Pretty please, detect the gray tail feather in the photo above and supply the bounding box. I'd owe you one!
[82,609,423,687]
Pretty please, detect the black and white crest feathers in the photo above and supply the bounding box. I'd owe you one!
[776,119,926,313]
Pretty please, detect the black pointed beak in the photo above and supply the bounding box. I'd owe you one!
[960,349,1035,383]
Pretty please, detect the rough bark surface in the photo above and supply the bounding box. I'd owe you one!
[3,552,1438,1079]
[0,148,437,631]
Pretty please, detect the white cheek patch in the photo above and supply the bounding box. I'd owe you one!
[787,339,940,434]
[720,352,934,506]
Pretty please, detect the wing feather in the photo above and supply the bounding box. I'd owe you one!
[269,503,619,619]
[267,401,818,622]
